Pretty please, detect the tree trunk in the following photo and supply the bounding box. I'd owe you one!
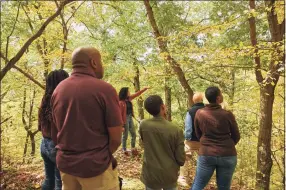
[133,62,144,120]
[143,0,194,106]
[229,70,235,109]
[256,86,274,190]
[29,132,36,157]
[248,1,284,189]
[165,77,171,121]
[61,35,68,69]
[22,133,29,163]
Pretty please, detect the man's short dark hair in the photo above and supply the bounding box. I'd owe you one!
[205,86,221,104]
[144,95,163,116]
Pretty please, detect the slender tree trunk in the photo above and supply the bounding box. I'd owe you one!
[133,62,144,120]
[61,30,68,69]
[229,70,235,109]
[165,77,171,121]
[256,86,275,189]
[22,133,29,163]
[29,133,36,157]
[143,0,194,106]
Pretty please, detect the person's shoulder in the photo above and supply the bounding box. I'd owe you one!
[139,119,151,128]
[223,109,236,118]
[196,108,205,115]
[164,120,181,131]
[94,80,117,93]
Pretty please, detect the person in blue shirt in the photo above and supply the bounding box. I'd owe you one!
[179,93,205,185]
[184,93,205,151]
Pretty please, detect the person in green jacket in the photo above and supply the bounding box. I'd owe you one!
[139,95,186,190]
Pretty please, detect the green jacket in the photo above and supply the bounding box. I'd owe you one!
[139,116,185,189]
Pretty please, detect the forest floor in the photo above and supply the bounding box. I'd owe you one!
[2,147,241,190]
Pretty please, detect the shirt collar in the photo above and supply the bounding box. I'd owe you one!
[72,66,97,78]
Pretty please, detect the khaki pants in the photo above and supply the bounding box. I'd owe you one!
[60,164,119,190]
[180,141,200,181]
[185,140,200,153]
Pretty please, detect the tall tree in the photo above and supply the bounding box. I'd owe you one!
[248,0,285,189]
[143,0,194,106]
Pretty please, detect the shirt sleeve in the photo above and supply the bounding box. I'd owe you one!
[194,112,202,140]
[229,112,240,145]
[174,128,186,166]
[129,88,147,100]
[104,86,124,128]
[184,112,192,140]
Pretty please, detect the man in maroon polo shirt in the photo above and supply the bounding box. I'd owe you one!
[51,47,123,190]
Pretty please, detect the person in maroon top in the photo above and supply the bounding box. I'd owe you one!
[191,86,240,190]
[38,69,69,190]
[51,47,123,190]
[118,87,148,155]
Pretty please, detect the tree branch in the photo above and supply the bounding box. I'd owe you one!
[143,0,194,106]
[5,2,21,64]
[12,65,45,89]
[0,0,74,81]
[248,0,264,84]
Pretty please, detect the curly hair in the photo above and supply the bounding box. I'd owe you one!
[39,69,69,129]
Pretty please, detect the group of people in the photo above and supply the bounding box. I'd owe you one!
[38,46,240,190]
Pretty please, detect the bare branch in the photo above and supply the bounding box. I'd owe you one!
[248,0,264,83]
[12,65,45,89]
[0,117,12,125]
[0,0,74,81]
[5,2,21,64]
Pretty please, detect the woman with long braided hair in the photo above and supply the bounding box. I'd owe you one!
[38,69,69,190]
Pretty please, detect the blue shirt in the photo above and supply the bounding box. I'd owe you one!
[184,112,192,140]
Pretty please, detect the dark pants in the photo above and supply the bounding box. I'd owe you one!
[41,138,62,190]
[191,156,237,190]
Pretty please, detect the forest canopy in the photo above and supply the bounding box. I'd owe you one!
[0,1,284,189]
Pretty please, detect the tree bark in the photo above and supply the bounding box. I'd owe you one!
[256,86,275,189]
[22,133,29,163]
[133,62,144,120]
[0,0,74,81]
[143,0,194,106]
[29,132,36,157]
[248,1,285,189]
[59,9,69,69]
[165,77,172,121]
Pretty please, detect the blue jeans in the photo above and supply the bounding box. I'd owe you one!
[41,138,62,190]
[122,114,136,150]
[146,186,177,190]
[191,156,237,190]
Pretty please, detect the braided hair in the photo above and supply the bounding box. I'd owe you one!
[39,69,69,129]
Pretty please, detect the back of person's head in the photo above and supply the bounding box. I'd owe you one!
[144,95,163,116]
[193,92,204,104]
[45,69,69,95]
[41,69,69,125]
[71,47,103,79]
[71,47,100,67]
[119,87,129,100]
[205,86,221,104]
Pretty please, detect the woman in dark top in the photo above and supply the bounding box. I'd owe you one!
[38,70,69,190]
[119,87,148,155]
[191,86,240,190]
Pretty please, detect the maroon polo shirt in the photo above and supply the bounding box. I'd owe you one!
[51,66,123,178]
